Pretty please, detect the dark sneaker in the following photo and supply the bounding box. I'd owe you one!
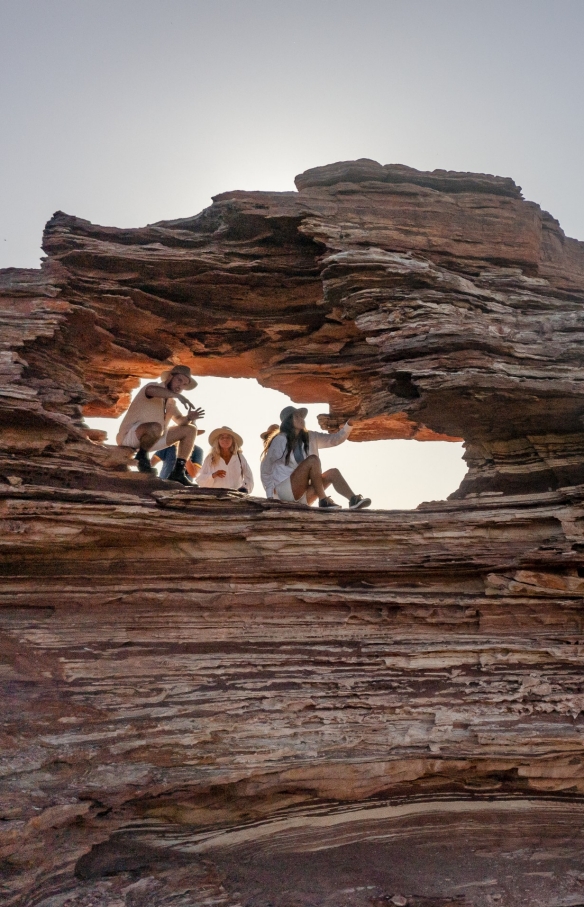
[349,494,371,510]
[167,464,193,486]
[318,496,342,511]
[135,450,156,474]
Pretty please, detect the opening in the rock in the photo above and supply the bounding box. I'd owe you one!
[84,377,467,509]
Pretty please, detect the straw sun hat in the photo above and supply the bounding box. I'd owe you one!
[208,426,244,448]
[260,423,280,441]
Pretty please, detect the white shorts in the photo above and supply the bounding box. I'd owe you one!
[275,477,308,506]
[118,421,170,452]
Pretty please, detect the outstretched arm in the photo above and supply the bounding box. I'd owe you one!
[144,383,205,423]
[144,383,190,407]
[311,421,353,450]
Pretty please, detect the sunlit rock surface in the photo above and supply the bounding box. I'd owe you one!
[2,161,584,905]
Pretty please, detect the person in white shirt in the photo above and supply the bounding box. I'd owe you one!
[116,364,204,486]
[197,427,254,493]
[260,406,371,511]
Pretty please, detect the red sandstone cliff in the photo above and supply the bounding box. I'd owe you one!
[2,161,584,906]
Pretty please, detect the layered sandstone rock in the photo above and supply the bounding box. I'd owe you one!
[3,158,584,493]
[2,161,584,906]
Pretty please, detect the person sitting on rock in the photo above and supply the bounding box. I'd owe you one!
[197,427,254,493]
[116,364,204,486]
[152,429,206,481]
[260,406,371,510]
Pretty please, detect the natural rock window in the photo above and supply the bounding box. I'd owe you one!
[3,161,584,906]
[2,158,583,497]
[84,375,467,507]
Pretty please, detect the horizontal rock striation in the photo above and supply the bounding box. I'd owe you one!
[2,159,584,493]
[2,483,584,905]
[2,483,584,904]
[2,161,584,905]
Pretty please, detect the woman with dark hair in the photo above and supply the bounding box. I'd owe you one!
[260,406,371,510]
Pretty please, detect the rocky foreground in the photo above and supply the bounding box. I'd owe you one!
[2,160,584,905]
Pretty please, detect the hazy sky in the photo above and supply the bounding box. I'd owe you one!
[2,0,582,507]
[2,0,583,268]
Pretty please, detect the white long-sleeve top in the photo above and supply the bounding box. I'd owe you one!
[197,451,254,492]
[260,423,352,499]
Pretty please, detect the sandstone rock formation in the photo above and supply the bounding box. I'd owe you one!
[2,160,584,905]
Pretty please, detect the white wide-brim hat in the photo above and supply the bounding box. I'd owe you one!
[208,426,243,448]
[160,365,197,390]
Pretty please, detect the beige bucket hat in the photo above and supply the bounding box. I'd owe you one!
[160,364,198,390]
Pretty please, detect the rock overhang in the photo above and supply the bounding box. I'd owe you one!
[2,159,582,496]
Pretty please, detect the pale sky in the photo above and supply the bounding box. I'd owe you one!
[2,0,582,507]
[89,378,467,510]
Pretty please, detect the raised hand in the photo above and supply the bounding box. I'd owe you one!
[188,407,205,422]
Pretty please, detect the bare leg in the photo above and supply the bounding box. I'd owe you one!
[290,455,327,501]
[166,424,197,460]
[322,467,354,500]
[132,422,163,474]
[305,474,333,506]
[136,421,164,451]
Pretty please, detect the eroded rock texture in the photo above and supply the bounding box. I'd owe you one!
[2,160,584,906]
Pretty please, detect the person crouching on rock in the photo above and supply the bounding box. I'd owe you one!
[260,406,371,510]
[197,427,254,493]
[116,364,204,486]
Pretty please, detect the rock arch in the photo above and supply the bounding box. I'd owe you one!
[2,162,584,906]
[3,158,584,496]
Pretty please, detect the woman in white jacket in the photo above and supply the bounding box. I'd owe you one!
[197,427,254,493]
[260,406,371,510]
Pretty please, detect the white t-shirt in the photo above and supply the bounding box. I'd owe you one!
[197,451,254,492]
[260,423,352,499]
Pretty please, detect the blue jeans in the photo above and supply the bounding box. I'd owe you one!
[155,444,204,479]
